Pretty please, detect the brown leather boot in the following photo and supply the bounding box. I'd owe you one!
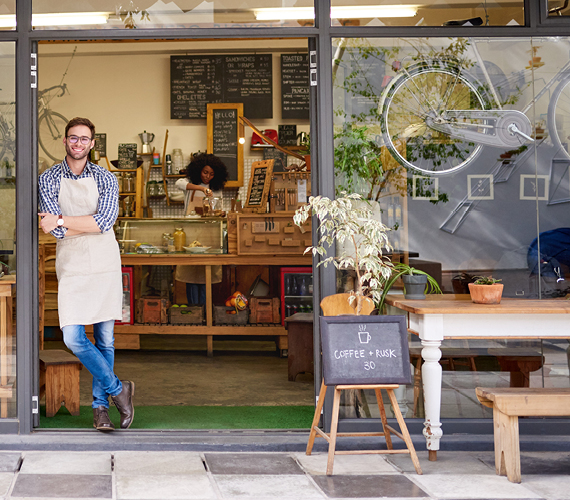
[93,406,115,432]
[111,380,135,429]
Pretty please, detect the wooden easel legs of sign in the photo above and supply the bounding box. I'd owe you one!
[307,381,423,476]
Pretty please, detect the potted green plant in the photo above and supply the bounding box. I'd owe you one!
[293,192,393,315]
[377,262,442,311]
[468,276,503,304]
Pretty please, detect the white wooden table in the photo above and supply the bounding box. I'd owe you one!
[385,294,570,461]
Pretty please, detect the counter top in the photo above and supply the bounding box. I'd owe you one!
[120,253,312,266]
[385,293,570,315]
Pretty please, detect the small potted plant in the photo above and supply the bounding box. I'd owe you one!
[377,262,442,311]
[293,192,393,315]
[468,276,504,304]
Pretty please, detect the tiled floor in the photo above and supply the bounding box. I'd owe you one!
[0,450,568,499]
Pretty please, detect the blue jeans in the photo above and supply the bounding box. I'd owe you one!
[186,283,206,305]
[62,320,122,409]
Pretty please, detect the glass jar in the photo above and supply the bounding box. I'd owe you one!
[147,180,158,197]
[172,148,184,173]
[156,180,165,196]
[173,227,186,252]
[123,173,135,193]
[162,232,175,253]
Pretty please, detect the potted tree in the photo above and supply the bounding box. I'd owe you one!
[468,276,504,304]
[293,192,393,315]
[377,262,442,311]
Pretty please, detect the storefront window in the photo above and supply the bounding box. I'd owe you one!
[0,1,15,31]
[332,36,570,419]
[0,42,16,419]
[330,1,524,27]
[31,1,314,30]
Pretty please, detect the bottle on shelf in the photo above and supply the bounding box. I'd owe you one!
[165,154,173,175]
[290,276,298,296]
[299,276,307,296]
[285,276,292,296]
[173,227,187,252]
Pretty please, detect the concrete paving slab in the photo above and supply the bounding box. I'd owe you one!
[312,474,427,498]
[409,474,541,499]
[386,451,495,475]
[294,453,400,475]
[11,474,111,498]
[0,473,13,497]
[115,474,216,500]
[19,452,111,475]
[114,451,206,475]
[0,453,21,473]
[480,451,570,475]
[205,453,304,475]
[520,474,570,499]
[214,474,323,498]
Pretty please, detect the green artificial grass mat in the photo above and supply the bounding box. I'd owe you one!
[37,405,314,430]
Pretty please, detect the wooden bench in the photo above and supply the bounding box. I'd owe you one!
[411,348,543,417]
[476,387,570,483]
[39,350,83,417]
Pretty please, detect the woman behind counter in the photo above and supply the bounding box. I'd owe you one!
[175,153,229,305]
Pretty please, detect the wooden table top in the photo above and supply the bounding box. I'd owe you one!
[385,294,570,315]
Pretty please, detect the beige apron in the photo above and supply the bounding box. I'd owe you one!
[56,176,122,328]
[176,184,222,284]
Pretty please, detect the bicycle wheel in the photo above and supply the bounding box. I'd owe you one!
[548,75,570,160]
[380,61,490,175]
[38,111,68,163]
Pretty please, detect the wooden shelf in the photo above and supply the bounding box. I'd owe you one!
[166,174,185,178]
[119,192,136,196]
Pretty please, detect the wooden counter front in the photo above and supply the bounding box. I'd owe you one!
[120,253,312,266]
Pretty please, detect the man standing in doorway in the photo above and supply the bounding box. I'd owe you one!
[38,117,134,432]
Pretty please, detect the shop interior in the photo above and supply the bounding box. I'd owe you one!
[36,38,316,429]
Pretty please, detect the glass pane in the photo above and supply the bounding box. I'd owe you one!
[332,36,570,419]
[548,0,570,17]
[0,42,16,419]
[0,1,15,31]
[32,1,314,30]
[330,1,524,27]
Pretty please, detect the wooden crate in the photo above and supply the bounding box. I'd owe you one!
[169,305,204,324]
[136,297,168,324]
[213,306,249,325]
[249,297,280,324]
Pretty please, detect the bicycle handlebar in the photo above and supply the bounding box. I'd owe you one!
[38,83,67,98]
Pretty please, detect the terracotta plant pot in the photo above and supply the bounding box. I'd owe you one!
[468,283,504,304]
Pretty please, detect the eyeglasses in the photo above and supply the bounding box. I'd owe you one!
[67,135,92,145]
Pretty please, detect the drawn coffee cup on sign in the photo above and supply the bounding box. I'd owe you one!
[358,325,371,344]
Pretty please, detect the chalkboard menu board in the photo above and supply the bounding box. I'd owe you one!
[263,147,288,173]
[117,143,138,169]
[320,315,411,386]
[94,133,106,157]
[278,125,297,146]
[207,103,243,188]
[281,54,310,120]
[245,160,274,213]
[171,54,272,120]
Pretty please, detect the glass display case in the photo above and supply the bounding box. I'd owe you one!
[280,267,313,325]
[114,218,227,254]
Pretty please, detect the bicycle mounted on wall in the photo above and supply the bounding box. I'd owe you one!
[378,37,570,176]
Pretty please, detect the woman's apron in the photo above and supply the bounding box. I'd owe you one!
[175,185,222,284]
[56,176,122,328]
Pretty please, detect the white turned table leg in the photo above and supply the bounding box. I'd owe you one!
[421,339,443,458]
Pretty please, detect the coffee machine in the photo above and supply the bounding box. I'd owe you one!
[139,131,155,154]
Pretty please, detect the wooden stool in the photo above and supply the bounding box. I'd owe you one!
[39,350,83,417]
[307,380,423,476]
[476,387,570,483]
